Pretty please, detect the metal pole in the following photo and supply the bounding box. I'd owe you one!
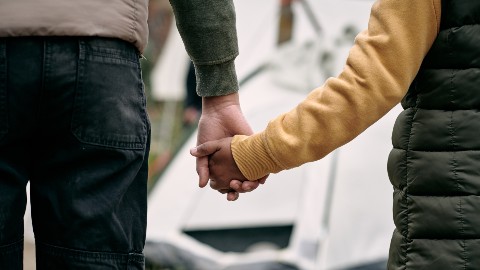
[298,0,323,35]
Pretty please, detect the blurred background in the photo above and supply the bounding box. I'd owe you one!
[24,0,401,269]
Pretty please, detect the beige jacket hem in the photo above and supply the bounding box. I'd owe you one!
[0,0,148,52]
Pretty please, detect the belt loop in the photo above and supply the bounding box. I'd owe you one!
[0,38,7,139]
[78,39,86,61]
[76,39,86,98]
[0,38,7,88]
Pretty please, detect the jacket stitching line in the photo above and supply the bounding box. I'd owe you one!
[460,197,467,270]
[406,237,480,240]
[450,110,467,269]
[408,195,480,198]
[403,93,419,269]
[421,67,480,71]
[392,149,480,153]
[447,23,468,269]
[447,40,466,269]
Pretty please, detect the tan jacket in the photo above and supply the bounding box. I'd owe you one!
[0,0,149,52]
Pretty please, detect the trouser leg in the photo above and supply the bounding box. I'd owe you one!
[0,38,42,270]
[5,37,150,269]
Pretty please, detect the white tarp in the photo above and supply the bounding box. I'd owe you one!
[146,0,396,269]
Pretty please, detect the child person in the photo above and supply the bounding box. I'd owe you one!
[192,0,480,268]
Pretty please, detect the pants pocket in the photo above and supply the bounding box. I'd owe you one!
[71,40,148,150]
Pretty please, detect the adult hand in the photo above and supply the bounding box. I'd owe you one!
[196,93,260,199]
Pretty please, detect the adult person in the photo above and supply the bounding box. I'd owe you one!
[192,0,480,268]
[0,0,256,268]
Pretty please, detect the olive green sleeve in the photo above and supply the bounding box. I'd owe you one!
[169,0,239,97]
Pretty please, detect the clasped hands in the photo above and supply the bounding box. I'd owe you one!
[191,93,266,201]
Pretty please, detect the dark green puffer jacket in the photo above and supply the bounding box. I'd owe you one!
[387,1,480,269]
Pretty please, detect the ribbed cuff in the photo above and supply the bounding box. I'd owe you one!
[231,133,283,181]
[195,59,239,97]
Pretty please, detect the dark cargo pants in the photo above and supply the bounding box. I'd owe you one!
[0,37,150,269]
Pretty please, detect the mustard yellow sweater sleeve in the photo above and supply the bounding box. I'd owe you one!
[231,0,441,180]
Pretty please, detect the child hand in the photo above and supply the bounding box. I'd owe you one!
[190,137,260,201]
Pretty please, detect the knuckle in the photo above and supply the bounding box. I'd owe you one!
[198,147,206,155]
[209,180,219,189]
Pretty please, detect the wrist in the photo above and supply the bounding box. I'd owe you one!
[202,93,240,115]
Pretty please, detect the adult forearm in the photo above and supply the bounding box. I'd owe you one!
[169,0,239,96]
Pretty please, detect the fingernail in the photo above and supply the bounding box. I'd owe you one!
[244,186,252,191]
[190,147,197,155]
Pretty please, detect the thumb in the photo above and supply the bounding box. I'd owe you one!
[190,141,221,157]
[197,156,210,188]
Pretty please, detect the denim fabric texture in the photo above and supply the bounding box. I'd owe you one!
[0,37,150,269]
